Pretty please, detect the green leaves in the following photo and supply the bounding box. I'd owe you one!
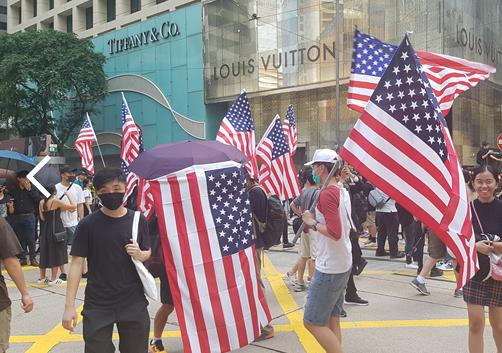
[0,30,107,154]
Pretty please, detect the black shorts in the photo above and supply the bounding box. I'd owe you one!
[159,271,173,305]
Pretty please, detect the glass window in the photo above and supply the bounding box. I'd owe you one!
[0,22,6,30]
[48,21,54,30]
[131,0,140,13]
[49,0,54,10]
[66,14,72,32]
[156,0,166,4]
[33,0,37,17]
[0,6,7,14]
[85,7,93,30]
[18,6,21,24]
[107,0,115,22]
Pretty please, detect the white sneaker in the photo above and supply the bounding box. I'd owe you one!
[405,262,419,269]
[49,278,66,285]
[284,272,297,285]
[437,262,453,271]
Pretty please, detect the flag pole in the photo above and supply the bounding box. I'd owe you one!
[335,0,341,146]
[86,113,106,168]
[291,159,342,244]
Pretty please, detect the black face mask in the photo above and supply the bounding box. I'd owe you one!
[98,192,125,210]
[67,175,76,182]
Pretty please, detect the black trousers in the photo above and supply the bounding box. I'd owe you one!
[282,217,289,244]
[82,302,150,353]
[375,212,399,256]
[350,230,362,266]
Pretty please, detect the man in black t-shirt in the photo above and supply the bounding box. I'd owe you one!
[62,168,151,353]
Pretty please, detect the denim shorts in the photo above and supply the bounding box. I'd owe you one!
[303,268,351,326]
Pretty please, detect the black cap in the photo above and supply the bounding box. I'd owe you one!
[76,169,88,176]
[60,165,76,174]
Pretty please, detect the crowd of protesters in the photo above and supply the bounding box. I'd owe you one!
[1,142,502,353]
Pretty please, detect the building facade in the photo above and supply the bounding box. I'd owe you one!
[0,0,7,32]
[203,0,502,165]
[6,0,225,167]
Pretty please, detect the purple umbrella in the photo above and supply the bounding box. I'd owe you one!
[129,140,248,180]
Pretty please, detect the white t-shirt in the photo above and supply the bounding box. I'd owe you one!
[313,185,352,274]
[56,183,85,227]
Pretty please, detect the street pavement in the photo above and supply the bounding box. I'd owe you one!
[3,238,498,353]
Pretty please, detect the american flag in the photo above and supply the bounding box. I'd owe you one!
[282,104,298,156]
[149,162,271,353]
[74,112,97,175]
[216,92,259,179]
[256,115,301,201]
[340,35,477,287]
[120,93,141,200]
[347,30,495,115]
[137,177,154,220]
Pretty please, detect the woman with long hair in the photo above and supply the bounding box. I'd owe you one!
[464,164,502,353]
[37,185,76,285]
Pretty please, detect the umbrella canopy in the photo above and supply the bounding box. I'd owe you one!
[130,140,247,179]
[34,164,61,187]
[0,150,35,174]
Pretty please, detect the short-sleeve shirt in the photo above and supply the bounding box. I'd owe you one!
[0,195,11,218]
[70,209,150,309]
[292,188,319,212]
[56,183,85,227]
[0,217,23,311]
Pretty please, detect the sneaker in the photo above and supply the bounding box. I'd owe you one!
[437,261,454,271]
[339,309,347,318]
[375,251,389,257]
[254,325,274,342]
[81,272,88,279]
[49,278,66,285]
[284,271,296,285]
[405,262,419,269]
[294,282,307,292]
[36,277,50,284]
[360,231,369,238]
[59,273,68,281]
[430,267,444,277]
[364,238,376,245]
[390,251,406,259]
[410,278,430,295]
[406,255,412,265]
[282,242,295,249]
[30,258,39,267]
[149,339,166,353]
[345,296,369,306]
[454,289,463,298]
[19,258,28,266]
[354,258,368,276]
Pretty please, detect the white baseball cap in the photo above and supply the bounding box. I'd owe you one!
[305,149,339,165]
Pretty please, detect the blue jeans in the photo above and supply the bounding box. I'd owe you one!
[12,214,36,260]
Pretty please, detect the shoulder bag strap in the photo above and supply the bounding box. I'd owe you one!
[471,201,485,234]
[132,211,140,243]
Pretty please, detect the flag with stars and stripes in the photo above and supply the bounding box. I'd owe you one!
[282,104,298,156]
[216,92,259,179]
[340,35,478,288]
[74,112,97,175]
[120,92,142,200]
[148,161,271,353]
[348,30,495,115]
[256,115,301,200]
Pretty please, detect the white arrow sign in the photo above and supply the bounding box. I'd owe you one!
[27,155,51,198]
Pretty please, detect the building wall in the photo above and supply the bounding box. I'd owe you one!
[7,0,197,37]
[0,0,7,32]
[203,0,502,165]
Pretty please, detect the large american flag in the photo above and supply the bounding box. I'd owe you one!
[149,161,271,353]
[340,35,477,287]
[120,93,141,200]
[282,104,298,156]
[74,112,97,175]
[347,30,496,115]
[256,115,301,200]
[216,92,259,179]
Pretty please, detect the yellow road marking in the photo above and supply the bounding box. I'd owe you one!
[24,305,84,353]
[2,265,37,275]
[262,254,324,353]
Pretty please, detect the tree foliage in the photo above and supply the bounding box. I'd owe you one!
[0,30,107,154]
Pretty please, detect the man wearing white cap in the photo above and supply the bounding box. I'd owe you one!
[301,149,352,353]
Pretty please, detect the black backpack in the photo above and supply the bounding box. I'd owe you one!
[252,187,285,249]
